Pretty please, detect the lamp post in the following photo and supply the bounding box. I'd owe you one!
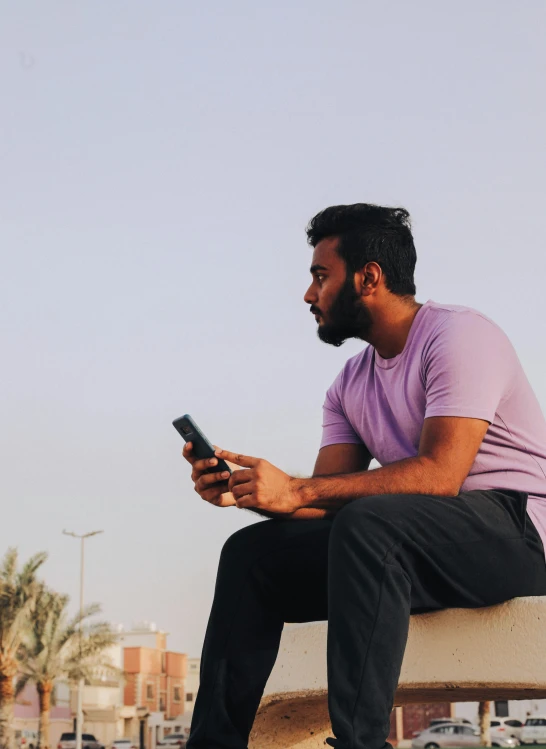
[63,530,103,749]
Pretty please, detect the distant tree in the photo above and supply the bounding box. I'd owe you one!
[0,548,47,749]
[17,585,118,749]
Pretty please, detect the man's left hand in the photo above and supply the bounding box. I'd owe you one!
[214,448,303,514]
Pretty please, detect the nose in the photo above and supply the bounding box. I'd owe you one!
[304,282,316,306]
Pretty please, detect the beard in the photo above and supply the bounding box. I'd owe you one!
[314,277,373,347]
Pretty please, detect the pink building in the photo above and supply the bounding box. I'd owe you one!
[15,682,72,745]
[15,681,72,720]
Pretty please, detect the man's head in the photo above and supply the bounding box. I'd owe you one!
[303,203,417,346]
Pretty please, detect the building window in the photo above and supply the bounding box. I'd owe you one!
[174,687,181,702]
[186,693,193,702]
[495,701,509,717]
[146,684,154,700]
[160,696,166,711]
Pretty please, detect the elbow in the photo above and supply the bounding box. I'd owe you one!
[421,458,461,496]
[435,474,462,497]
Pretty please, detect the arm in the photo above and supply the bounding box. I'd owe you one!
[219,313,510,515]
[218,415,489,515]
[295,415,489,511]
[287,442,373,519]
[244,443,372,520]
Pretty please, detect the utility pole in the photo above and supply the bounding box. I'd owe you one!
[63,530,103,749]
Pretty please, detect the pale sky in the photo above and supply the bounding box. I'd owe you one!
[1,1,545,656]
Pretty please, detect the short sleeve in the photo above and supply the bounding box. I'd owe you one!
[320,369,363,449]
[423,311,517,423]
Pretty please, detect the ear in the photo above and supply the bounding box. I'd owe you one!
[360,262,382,296]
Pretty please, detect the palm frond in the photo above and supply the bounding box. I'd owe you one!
[15,673,31,698]
[22,588,119,687]
[0,548,18,583]
[18,552,48,587]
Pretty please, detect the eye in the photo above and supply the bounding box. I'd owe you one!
[316,274,325,283]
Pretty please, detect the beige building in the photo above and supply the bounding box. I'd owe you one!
[183,658,200,716]
[70,642,140,745]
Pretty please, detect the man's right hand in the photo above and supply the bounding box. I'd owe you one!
[182,442,237,508]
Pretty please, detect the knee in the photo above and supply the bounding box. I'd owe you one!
[221,522,263,562]
[220,518,289,564]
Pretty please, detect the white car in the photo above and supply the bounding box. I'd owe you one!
[157,735,187,748]
[521,715,546,744]
[490,718,524,742]
[16,730,38,749]
[413,724,482,748]
[111,741,137,749]
[428,719,474,728]
[58,734,104,749]
[412,723,518,749]
[426,717,523,745]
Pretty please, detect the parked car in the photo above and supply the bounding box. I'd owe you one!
[414,720,475,740]
[157,735,187,748]
[413,723,481,748]
[521,716,546,744]
[15,730,38,749]
[412,722,518,749]
[490,718,524,742]
[58,733,105,749]
[111,741,137,749]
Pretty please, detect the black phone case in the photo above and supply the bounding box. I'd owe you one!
[173,414,232,474]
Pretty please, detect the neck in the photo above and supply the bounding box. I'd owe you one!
[366,297,423,359]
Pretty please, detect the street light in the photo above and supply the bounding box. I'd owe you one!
[63,530,103,749]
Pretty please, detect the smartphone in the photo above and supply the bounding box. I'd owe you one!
[173,414,232,474]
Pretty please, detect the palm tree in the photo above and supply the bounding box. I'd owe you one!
[17,585,118,749]
[0,548,48,749]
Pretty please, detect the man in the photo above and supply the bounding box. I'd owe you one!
[184,203,546,749]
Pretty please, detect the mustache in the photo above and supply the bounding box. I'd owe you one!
[310,306,322,316]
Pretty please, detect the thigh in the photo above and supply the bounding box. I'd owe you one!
[332,489,546,612]
[222,517,333,623]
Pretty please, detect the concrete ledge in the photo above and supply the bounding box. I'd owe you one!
[249,597,546,748]
[249,694,331,748]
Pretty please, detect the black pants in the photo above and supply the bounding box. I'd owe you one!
[187,490,546,749]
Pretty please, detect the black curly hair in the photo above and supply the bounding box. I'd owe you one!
[306,203,417,297]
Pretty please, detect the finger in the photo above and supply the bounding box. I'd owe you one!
[192,459,219,482]
[228,469,253,492]
[215,448,259,469]
[193,456,220,474]
[232,481,254,500]
[201,485,230,503]
[235,496,255,509]
[211,446,240,472]
[182,442,195,464]
[196,471,231,491]
[192,460,218,482]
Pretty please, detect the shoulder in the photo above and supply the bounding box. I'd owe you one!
[422,301,512,348]
[419,302,517,374]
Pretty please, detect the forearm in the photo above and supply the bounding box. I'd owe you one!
[246,506,332,520]
[295,456,458,512]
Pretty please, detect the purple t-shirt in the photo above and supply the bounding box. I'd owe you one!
[321,300,546,554]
